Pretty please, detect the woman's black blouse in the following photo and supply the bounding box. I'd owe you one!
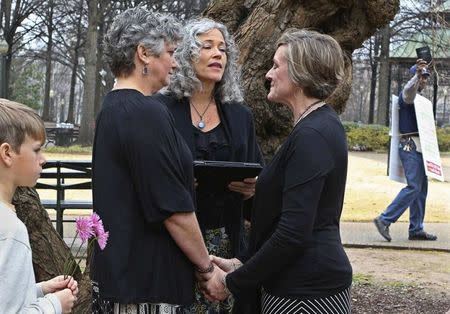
[91,89,196,305]
[227,105,352,300]
[193,124,232,229]
[155,93,264,256]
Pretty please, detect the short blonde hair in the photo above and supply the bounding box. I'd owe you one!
[0,99,46,152]
[276,29,345,99]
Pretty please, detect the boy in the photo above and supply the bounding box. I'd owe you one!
[0,99,78,313]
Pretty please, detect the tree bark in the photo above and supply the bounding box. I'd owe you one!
[67,0,84,124]
[368,34,380,124]
[376,24,391,126]
[78,0,98,145]
[42,0,54,122]
[94,0,105,118]
[204,0,399,157]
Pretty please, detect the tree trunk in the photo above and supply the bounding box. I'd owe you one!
[94,1,105,117]
[67,0,84,124]
[1,0,11,99]
[78,0,98,145]
[42,0,54,122]
[376,24,391,126]
[204,0,399,157]
[368,34,380,124]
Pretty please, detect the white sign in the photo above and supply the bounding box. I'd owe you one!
[388,95,406,183]
[414,94,445,181]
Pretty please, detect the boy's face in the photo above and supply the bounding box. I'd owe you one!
[12,136,46,187]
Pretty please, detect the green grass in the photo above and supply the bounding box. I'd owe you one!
[352,273,374,285]
[43,145,92,154]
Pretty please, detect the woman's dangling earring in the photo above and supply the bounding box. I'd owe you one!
[143,64,149,76]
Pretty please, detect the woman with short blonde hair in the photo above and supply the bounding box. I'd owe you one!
[203,29,352,314]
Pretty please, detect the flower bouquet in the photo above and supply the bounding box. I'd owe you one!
[64,212,109,278]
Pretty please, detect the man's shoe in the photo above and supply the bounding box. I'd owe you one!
[373,217,391,242]
[408,231,437,241]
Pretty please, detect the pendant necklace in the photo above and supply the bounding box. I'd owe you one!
[294,100,325,127]
[190,97,213,129]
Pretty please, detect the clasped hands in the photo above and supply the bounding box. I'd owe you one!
[195,256,242,302]
[41,275,79,313]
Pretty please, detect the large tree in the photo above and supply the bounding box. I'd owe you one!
[204,0,399,156]
[19,1,399,312]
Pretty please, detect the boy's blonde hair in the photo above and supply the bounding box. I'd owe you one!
[0,99,46,152]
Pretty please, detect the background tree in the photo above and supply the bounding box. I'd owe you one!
[9,61,45,109]
[342,0,450,125]
[0,0,46,99]
[77,0,98,145]
[41,0,55,121]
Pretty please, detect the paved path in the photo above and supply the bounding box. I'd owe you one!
[341,222,450,252]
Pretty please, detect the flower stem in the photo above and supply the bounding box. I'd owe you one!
[69,237,96,278]
[63,231,79,279]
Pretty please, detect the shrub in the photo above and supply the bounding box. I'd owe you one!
[436,126,450,152]
[344,123,390,151]
[342,122,450,152]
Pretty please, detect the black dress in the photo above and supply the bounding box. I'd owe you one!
[91,89,196,309]
[227,105,353,312]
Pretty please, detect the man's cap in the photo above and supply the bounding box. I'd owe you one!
[410,64,430,77]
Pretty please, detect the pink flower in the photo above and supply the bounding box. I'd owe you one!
[97,230,109,250]
[90,212,109,250]
[75,217,94,242]
[90,212,104,236]
[65,213,109,278]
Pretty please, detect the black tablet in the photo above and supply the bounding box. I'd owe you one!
[193,160,262,187]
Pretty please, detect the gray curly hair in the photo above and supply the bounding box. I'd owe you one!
[104,6,182,77]
[167,18,243,103]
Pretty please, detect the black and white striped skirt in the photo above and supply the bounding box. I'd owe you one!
[261,286,351,314]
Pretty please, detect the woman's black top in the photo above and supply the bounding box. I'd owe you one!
[193,124,232,229]
[155,93,264,256]
[91,89,196,305]
[227,105,352,301]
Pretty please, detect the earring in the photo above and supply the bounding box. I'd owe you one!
[142,64,149,76]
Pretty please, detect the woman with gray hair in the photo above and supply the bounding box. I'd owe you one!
[202,29,352,314]
[91,7,217,314]
[156,18,263,313]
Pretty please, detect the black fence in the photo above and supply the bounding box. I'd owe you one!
[36,160,92,237]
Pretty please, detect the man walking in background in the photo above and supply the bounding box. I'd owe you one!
[374,59,438,242]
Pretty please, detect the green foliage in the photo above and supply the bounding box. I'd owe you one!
[436,126,450,152]
[9,62,44,110]
[342,122,450,152]
[353,273,374,285]
[344,122,390,151]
